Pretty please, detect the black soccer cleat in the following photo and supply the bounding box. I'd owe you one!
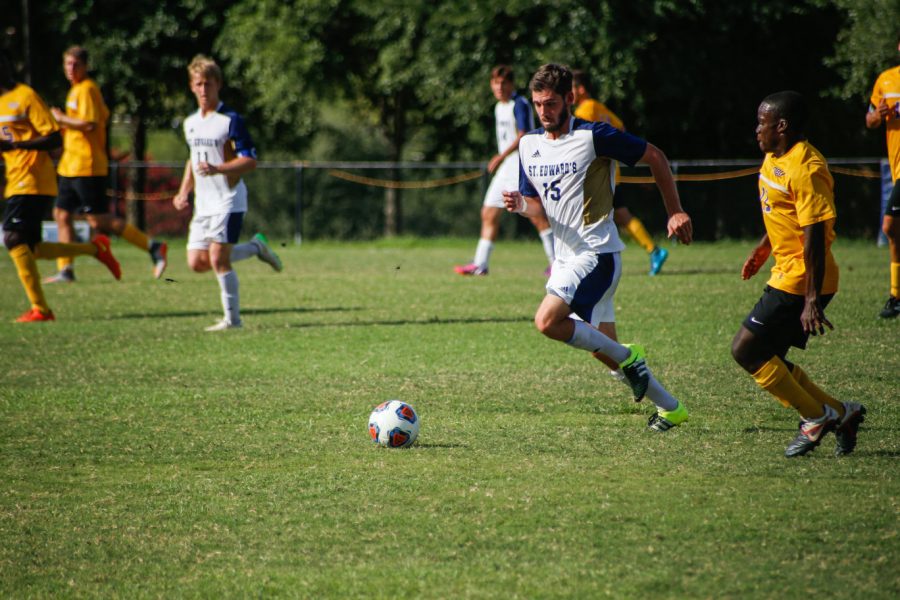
[834,402,866,457]
[619,344,650,402]
[784,404,839,458]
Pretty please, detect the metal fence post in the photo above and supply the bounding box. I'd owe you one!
[294,163,304,245]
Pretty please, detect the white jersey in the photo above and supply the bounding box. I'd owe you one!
[494,92,534,155]
[518,117,647,258]
[183,102,257,216]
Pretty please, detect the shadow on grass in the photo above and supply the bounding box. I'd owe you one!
[643,267,738,276]
[286,315,533,329]
[414,442,467,449]
[107,306,360,320]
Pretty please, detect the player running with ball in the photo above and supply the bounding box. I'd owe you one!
[503,64,692,431]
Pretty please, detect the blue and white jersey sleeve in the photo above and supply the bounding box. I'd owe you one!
[224,107,257,159]
[512,94,534,133]
[583,120,646,167]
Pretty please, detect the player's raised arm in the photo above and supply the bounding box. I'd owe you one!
[637,142,692,245]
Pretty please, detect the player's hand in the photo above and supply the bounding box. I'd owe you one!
[502,190,525,214]
[666,211,692,245]
[196,161,218,176]
[173,192,190,210]
[801,298,833,336]
[51,107,64,120]
[741,245,770,280]
[876,99,892,120]
[487,154,503,174]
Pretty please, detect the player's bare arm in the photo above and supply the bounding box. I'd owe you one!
[50,107,96,132]
[741,233,771,280]
[866,101,891,129]
[173,159,194,210]
[196,155,256,177]
[0,130,62,152]
[488,131,526,174]
[638,142,692,244]
[800,220,834,336]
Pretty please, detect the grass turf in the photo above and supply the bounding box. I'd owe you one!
[1,237,897,598]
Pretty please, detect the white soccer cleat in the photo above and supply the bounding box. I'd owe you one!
[204,319,243,332]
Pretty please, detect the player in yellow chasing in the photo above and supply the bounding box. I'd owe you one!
[866,34,900,318]
[42,46,167,284]
[0,51,121,323]
[572,69,669,276]
[731,91,865,457]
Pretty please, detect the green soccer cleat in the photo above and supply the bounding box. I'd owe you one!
[253,233,283,272]
[619,344,650,402]
[648,401,688,432]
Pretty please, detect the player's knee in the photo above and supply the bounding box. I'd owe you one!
[187,255,208,272]
[883,216,899,239]
[3,230,27,250]
[533,312,556,336]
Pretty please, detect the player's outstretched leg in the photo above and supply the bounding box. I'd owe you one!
[834,401,866,456]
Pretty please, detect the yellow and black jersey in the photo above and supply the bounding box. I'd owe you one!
[57,78,109,177]
[0,83,59,197]
[870,65,900,182]
[758,140,838,296]
[573,99,625,132]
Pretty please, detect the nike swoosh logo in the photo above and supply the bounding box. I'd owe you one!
[750,317,764,325]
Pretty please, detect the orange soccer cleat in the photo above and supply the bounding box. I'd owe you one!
[91,234,121,280]
[15,308,56,323]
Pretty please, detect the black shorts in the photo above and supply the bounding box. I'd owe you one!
[743,285,834,354]
[612,185,626,210]
[56,175,110,214]
[2,195,53,246]
[888,181,900,217]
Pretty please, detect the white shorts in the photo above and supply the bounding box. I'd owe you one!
[546,252,621,327]
[187,212,245,250]
[483,155,520,209]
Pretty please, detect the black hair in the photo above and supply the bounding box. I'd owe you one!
[761,90,808,134]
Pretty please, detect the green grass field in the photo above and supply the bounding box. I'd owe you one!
[1,237,897,598]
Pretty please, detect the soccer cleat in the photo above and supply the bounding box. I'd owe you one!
[15,308,55,323]
[204,319,243,332]
[834,401,867,457]
[454,263,488,276]
[253,233,283,272]
[649,246,669,276]
[91,234,121,280]
[784,404,839,458]
[878,295,900,319]
[43,269,75,284]
[619,344,650,402]
[149,241,168,279]
[647,401,689,432]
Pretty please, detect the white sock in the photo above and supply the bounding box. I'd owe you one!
[230,241,258,262]
[566,320,630,364]
[539,228,555,263]
[473,238,493,269]
[216,270,241,325]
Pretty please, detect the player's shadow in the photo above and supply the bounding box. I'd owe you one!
[108,306,358,320]
[287,315,533,329]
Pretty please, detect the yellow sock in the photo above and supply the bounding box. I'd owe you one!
[121,223,150,251]
[57,256,74,271]
[9,245,51,313]
[891,262,900,298]
[34,241,95,259]
[791,364,845,417]
[751,356,823,419]
[625,217,656,253]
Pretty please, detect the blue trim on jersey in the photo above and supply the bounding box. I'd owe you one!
[511,93,534,133]
[225,211,245,244]
[219,103,258,159]
[573,118,646,167]
[570,253,616,323]
[519,158,538,198]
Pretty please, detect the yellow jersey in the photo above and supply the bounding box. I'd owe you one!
[574,99,625,131]
[57,78,109,177]
[0,83,59,197]
[870,65,900,182]
[758,140,838,296]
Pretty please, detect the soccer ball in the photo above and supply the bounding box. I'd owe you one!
[368,400,419,448]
